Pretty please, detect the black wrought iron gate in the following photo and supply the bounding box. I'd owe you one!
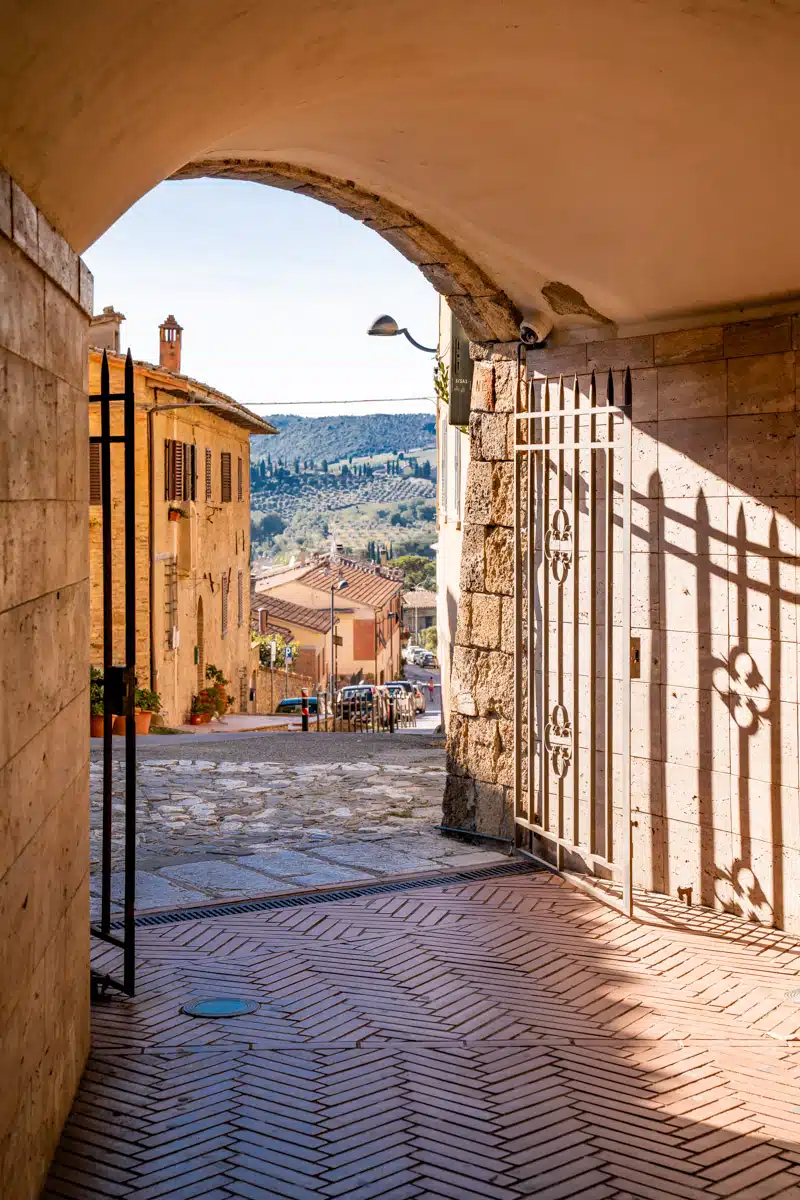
[514,366,634,914]
[90,350,137,996]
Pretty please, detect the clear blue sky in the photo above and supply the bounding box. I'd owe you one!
[84,179,439,417]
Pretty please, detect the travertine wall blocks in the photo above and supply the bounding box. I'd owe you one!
[723,315,791,358]
[654,326,724,365]
[0,167,10,239]
[0,172,91,1198]
[452,307,800,933]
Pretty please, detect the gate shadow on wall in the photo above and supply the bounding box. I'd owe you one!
[520,372,798,933]
[641,473,797,931]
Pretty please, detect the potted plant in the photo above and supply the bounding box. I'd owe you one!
[205,664,232,716]
[190,690,216,724]
[134,684,161,734]
[90,667,104,737]
[168,506,186,522]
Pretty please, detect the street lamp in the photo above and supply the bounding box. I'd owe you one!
[367,314,437,354]
[330,578,348,709]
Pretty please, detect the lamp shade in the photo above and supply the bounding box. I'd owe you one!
[368,314,400,337]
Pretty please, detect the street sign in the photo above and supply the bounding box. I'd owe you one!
[449,316,473,425]
[333,635,343,647]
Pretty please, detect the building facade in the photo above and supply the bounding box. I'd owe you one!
[88,311,275,724]
[435,302,471,726]
[254,553,403,688]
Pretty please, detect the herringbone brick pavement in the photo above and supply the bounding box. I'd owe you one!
[42,872,800,1198]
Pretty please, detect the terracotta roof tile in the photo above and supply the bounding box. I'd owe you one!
[298,556,403,610]
[253,595,334,634]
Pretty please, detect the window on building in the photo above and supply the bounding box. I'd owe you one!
[237,569,244,626]
[221,451,232,502]
[165,440,196,501]
[89,442,101,505]
[221,571,229,636]
[454,430,461,523]
[205,447,212,501]
[237,456,243,502]
[164,557,178,648]
[439,417,448,520]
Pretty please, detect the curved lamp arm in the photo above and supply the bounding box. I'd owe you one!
[400,329,437,354]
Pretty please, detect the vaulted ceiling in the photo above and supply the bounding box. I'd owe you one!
[2,0,800,329]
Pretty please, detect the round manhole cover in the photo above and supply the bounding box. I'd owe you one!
[786,989,800,1005]
[182,997,259,1018]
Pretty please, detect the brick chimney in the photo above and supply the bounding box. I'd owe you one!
[159,314,183,373]
[90,305,125,352]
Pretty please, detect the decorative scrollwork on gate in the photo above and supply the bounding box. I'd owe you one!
[544,507,573,583]
[544,703,573,778]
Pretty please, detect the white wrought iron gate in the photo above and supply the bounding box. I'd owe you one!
[514,366,635,914]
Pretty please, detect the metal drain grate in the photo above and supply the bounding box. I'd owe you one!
[111,859,536,930]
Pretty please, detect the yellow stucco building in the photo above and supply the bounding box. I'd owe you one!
[88,309,275,724]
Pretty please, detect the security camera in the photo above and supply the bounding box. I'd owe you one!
[519,315,554,347]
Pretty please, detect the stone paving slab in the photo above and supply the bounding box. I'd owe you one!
[90,747,509,911]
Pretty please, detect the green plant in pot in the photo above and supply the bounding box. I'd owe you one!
[190,689,216,724]
[205,664,231,716]
[134,681,162,735]
[90,667,104,737]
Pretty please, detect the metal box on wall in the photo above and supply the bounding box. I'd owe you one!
[448,317,473,425]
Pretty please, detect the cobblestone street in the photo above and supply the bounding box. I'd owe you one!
[91,733,508,914]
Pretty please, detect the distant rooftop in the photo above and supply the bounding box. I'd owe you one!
[403,589,437,609]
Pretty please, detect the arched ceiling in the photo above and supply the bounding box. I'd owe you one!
[2,0,800,330]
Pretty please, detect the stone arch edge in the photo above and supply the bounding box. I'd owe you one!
[170,159,522,343]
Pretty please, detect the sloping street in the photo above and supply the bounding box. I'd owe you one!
[90,732,506,915]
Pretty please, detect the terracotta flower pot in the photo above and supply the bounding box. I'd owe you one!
[112,714,126,735]
[200,712,212,723]
[135,711,152,735]
[168,510,181,522]
[90,715,104,738]
[190,713,203,725]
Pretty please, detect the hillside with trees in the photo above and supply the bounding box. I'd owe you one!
[251,412,436,465]
[249,414,438,564]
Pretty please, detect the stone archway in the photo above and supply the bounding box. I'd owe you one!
[171,159,521,344]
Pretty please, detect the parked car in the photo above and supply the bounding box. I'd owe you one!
[406,646,427,666]
[336,685,390,726]
[387,679,425,713]
[276,696,326,715]
[385,683,415,723]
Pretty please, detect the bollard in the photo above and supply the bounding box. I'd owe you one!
[301,688,309,733]
[389,696,395,734]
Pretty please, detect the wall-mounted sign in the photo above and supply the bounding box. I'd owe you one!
[449,316,474,426]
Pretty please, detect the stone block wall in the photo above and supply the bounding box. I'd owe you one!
[444,345,519,840]
[448,314,800,933]
[254,665,316,713]
[0,172,92,1196]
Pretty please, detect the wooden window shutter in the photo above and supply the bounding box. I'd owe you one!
[237,456,243,502]
[164,439,172,500]
[237,569,244,625]
[221,572,229,635]
[89,443,102,505]
[221,452,232,502]
[183,443,196,501]
[205,448,212,501]
[173,441,184,500]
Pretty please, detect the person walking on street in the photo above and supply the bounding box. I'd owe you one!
[428,676,435,704]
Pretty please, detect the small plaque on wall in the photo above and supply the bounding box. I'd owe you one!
[449,317,473,425]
